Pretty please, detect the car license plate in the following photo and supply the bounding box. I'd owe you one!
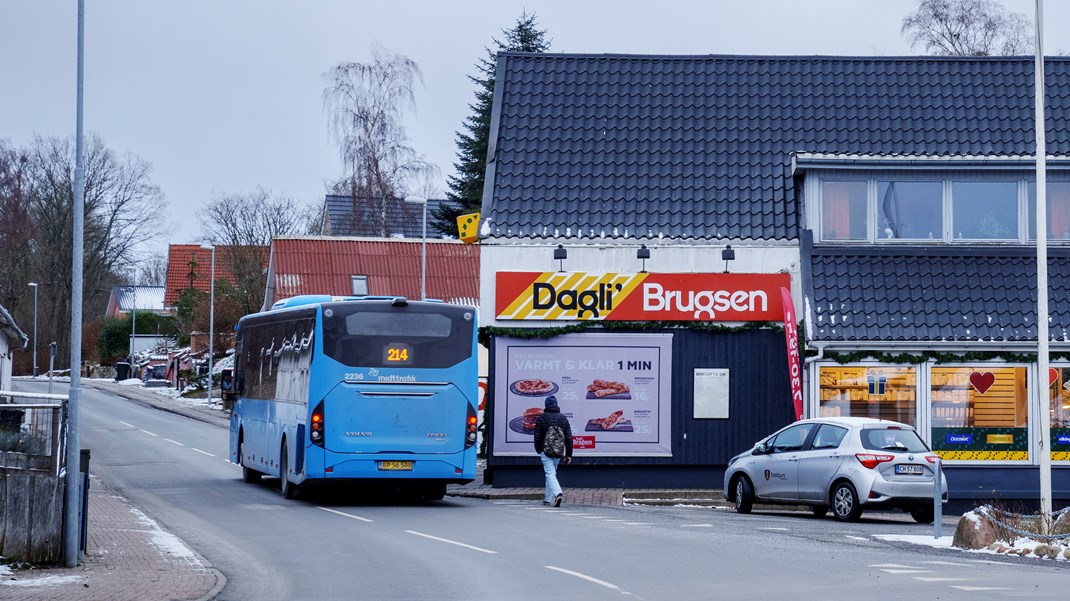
[379,460,413,471]
[895,464,924,475]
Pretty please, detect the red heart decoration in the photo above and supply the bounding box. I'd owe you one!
[970,371,995,395]
[1051,368,1060,388]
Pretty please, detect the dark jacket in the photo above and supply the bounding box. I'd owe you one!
[533,406,573,457]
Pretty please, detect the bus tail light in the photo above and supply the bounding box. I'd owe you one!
[465,404,478,448]
[311,401,325,448]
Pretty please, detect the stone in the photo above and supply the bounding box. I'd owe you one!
[1033,544,1048,557]
[952,511,998,550]
[1064,548,1070,559]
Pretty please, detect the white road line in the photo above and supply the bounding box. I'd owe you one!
[119,421,135,428]
[191,448,215,457]
[405,530,496,554]
[681,524,714,528]
[623,522,652,526]
[317,507,374,523]
[845,535,870,541]
[868,564,919,569]
[164,438,184,446]
[545,566,621,591]
[579,516,606,519]
[603,519,629,522]
[913,577,968,582]
[880,569,934,574]
[758,527,789,531]
[951,586,1012,591]
[139,429,158,437]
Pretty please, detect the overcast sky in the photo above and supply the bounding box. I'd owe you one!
[2,1,1066,258]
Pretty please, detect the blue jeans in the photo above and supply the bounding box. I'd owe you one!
[540,452,562,502]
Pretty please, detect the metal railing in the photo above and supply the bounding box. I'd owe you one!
[0,391,68,477]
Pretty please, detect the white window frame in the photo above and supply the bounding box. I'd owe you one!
[350,275,369,296]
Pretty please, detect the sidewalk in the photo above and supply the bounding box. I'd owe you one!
[0,478,222,601]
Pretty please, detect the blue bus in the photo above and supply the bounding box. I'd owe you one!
[228,295,479,499]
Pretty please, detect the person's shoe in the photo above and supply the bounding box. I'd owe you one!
[552,493,563,507]
[542,500,551,505]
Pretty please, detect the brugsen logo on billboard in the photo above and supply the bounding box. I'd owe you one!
[642,283,769,319]
[496,272,789,321]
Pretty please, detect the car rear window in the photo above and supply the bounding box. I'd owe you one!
[860,427,929,453]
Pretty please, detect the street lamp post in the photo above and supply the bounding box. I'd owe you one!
[200,244,216,404]
[125,286,137,378]
[404,196,428,300]
[28,282,37,377]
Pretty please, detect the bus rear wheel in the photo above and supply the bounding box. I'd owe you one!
[239,438,261,484]
[422,484,447,501]
[279,441,300,500]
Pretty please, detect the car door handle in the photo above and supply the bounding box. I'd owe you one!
[788,456,799,462]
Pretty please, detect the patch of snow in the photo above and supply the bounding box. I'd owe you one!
[0,565,10,578]
[118,378,144,386]
[963,510,980,525]
[0,575,83,587]
[873,533,955,548]
[124,501,202,566]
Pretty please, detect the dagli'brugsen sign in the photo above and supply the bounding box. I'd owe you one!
[495,272,790,321]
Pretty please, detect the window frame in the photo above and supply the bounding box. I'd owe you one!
[810,169,1069,245]
[350,275,369,296]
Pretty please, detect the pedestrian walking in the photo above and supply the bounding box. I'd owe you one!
[533,394,572,507]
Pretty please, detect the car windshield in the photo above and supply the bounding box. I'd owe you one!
[860,427,929,453]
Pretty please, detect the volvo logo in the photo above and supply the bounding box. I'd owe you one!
[427,432,447,439]
[345,432,373,437]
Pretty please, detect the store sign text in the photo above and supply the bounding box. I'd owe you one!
[496,272,789,321]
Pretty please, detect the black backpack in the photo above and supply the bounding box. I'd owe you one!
[544,424,567,458]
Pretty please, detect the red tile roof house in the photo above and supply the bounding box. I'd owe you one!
[164,244,269,308]
[261,236,480,310]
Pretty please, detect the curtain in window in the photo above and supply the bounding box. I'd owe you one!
[1050,185,1070,240]
[823,182,852,240]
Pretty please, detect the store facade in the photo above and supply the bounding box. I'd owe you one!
[477,52,1070,497]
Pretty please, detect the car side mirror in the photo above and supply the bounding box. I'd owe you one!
[753,442,768,455]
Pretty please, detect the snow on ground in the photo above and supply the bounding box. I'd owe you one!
[0,574,84,587]
[124,499,203,566]
[874,533,1070,561]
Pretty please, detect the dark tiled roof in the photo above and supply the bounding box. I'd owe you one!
[484,54,1070,241]
[323,195,459,238]
[808,247,1070,343]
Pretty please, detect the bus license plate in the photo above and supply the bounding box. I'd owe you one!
[895,464,924,475]
[379,461,413,471]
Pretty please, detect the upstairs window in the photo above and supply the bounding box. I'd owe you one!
[351,275,369,295]
[815,172,1069,244]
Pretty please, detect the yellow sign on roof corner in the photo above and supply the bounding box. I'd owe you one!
[457,212,480,244]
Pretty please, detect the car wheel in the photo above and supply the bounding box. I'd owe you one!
[910,506,935,524]
[810,505,828,518]
[279,441,299,500]
[733,476,754,514]
[239,437,261,484]
[831,482,862,522]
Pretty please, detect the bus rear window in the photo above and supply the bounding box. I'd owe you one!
[322,303,474,369]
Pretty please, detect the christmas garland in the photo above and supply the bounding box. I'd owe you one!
[478,320,779,347]
[820,349,1070,365]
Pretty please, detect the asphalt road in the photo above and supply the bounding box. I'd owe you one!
[21,380,1070,600]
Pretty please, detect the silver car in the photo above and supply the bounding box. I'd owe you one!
[723,417,948,522]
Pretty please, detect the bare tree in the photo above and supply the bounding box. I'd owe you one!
[21,134,166,367]
[197,187,316,316]
[902,0,1033,56]
[0,140,35,315]
[135,251,169,286]
[323,45,439,236]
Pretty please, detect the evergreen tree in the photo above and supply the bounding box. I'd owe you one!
[432,12,550,236]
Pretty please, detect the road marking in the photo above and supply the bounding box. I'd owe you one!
[192,448,215,457]
[921,561,972,567]
[913,577,968,582]
[119,421,135,428]
[317,507,373,523]
[623,522,652,526]
[545,566,621,591]
[603,519,628,522]
[681,524,714,528]
[405,530,496,554]
[868,564,918,569]
[950,586,1012,591]
[880,569,934,574]
[164,438,184,446]
[758,527,789,531]
[844,535,870,541]
[139,429,158,437]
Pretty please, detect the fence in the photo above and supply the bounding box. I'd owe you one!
[0,391,68,562]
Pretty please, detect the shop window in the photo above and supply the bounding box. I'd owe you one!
[821,181,867,241]
[818,366,916,425]
[1047,367,1070,461]
[930,366,1028,461]
[951,181,1018,240]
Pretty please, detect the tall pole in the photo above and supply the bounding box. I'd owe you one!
[63,0,86,568]
[207,247,215,405]
[28,283,37,377]
[1034,0,1053,528]
[127,287,136,377]
[420,202,427,300]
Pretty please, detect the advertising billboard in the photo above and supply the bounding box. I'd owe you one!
[492,333,672,457]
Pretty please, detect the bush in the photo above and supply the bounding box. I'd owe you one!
[0,431,47,455]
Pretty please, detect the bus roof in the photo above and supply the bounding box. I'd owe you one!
[268,295,445,311]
